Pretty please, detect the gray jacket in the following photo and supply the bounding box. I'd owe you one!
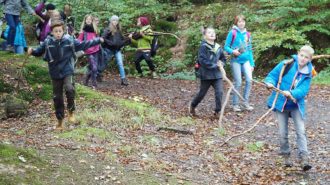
[0,0,34,15]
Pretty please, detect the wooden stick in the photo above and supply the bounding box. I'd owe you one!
[218,86,232,127]
[218,64,245,101]
[252,79,296,103]
[312,55,330,60]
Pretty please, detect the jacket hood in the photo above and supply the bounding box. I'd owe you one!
[292,54,312,75]
[232,25,247,34]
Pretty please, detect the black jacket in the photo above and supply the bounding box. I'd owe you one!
[32,34,101,79]
[198,40,226,80]
[102,28,130,51]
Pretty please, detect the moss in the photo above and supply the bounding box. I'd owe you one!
[0,79,14,93]
[0,144,45,166]
[23,62,50,85]
[58,127,117,142]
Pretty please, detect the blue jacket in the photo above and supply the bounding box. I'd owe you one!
[31,34,102,80]
[4,22,26,47]
[198,40,226,80]
[264,55,313,119]
[224,26,255,67]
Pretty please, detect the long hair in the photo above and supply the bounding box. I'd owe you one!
[80,14,98,34]
[109,20,122,35]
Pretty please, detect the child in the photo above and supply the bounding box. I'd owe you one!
[0,0,35,51]
[60,3,75,35]
[129,16,156,78]
[27,20,104,130]
[101,15,130,86]
[2,20,27,54]
[264,45,314,171]
[34,2,57,42]
[78,15,101,89]
[189,27,226,117]
[224,15,255,112]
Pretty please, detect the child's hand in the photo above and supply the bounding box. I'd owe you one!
[100,37,104,43]
[282,91,291,98]
[140,31,145,36]
[27,48,33,55]
[128,33,133,39]
[233,49,241,56]
[265,83,274,89]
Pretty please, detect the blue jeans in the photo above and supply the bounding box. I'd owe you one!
[15,45,24,54]
[231,61,252,106]
[107,49,126,79]
[275,108,308,157]
[5,14,19,46]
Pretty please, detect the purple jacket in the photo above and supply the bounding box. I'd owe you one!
[35,2,51,42]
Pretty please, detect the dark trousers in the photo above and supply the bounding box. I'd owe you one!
[86,52,99,86]
[134,50,155,74]
[191,79,223,113]
[52,75,75,120]
[5,14,19,46]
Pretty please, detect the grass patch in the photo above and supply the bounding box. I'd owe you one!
[246,141,264,152]
[58,127,117,142]
[161,71,196,80]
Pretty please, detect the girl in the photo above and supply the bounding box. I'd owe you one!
[35,2,57,42]
[224,15,255,112]
[189,27,226,117]
[129,16,156,78]
[2,20,27,54]
[101,15,130,86]
[78,15,100,89]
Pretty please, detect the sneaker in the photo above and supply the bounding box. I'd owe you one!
[242,102,254,111]
[300,156,312,171]
[121,78,129,86]
[189,105,197,117]
[283,155,293,167]
[5,45,14,52]
[233,105,242,112]
[151,71,158,79]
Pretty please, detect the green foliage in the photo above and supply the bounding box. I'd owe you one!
[161,71,196,80]
[246,0,330,71]
[246,141,264,152]
[0,79,14,93]
[313,65,330,85]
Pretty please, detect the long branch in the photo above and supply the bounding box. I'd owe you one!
[218,86,233,127]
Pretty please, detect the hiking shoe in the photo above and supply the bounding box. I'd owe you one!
[121,78,129,86]
[283,155,293,167]
[96,75,103,82]
[189,105,197,117]
[68,111,76,124]
[300,156,312,171]
[233,105,242,112]
[241,102,254,111]
[214,111,220,118]
[56,119,64,130]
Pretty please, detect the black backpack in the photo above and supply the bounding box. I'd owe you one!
[150,35,159,57]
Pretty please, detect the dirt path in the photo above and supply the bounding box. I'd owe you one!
[1,73,329,184]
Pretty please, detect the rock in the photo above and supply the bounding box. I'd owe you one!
[0,94,28,119]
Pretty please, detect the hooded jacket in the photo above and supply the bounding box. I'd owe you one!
[264,55,313,119]
[102,28,129,51]
[131,25,153,50]
[224,26,255,67]
[31,34,101,79]
[198,40,226,80]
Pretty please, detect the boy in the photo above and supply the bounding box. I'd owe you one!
[28,20,104,130]
[129,16,156,78]
[264,45,314,171]
[189,27,226,117]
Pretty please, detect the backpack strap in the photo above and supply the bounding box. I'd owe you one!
[283,59,294,77]
[45,39,54,63]
[230,29,237,47]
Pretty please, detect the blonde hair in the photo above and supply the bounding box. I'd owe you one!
[109,19,122,35]
[299,45,314,57]
[80,14,99,35]
[50,10,61,21]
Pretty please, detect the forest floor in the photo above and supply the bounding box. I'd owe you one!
[1,64,329,184]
